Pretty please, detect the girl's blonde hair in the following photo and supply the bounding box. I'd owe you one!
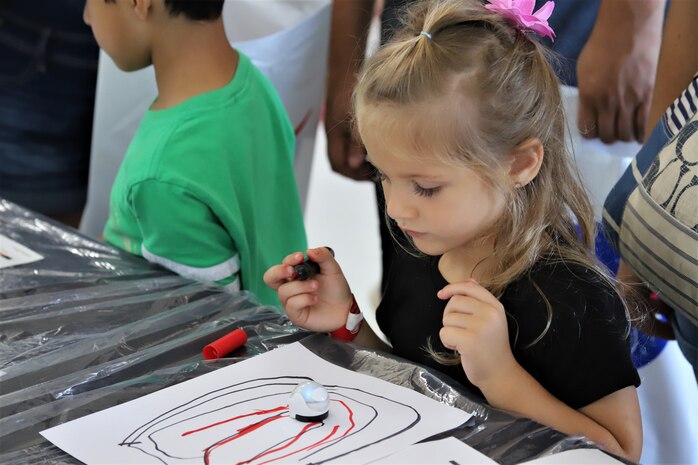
[353,0,633,362]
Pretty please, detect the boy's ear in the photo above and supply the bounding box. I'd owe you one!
[507,137,543,187]
[132,0,153,21]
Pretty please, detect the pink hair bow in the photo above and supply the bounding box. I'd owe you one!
[484,0,556,40]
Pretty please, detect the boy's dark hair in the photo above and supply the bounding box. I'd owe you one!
[105,0,224,21]
[164,0,224,21]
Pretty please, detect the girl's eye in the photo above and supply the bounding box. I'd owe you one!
[413,182,441,197]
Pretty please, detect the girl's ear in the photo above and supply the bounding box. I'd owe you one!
[507,137,544,187]
[132,0,153,21]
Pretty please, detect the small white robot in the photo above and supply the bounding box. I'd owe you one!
[288,380,330,422]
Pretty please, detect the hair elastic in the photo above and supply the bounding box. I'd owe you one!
[419,31,432,40]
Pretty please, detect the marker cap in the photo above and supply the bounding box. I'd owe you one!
[203,328,248,360]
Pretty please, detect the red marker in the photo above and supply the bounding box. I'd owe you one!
[203,328,248,360]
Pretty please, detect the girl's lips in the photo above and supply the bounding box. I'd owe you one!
[402,229,425,238]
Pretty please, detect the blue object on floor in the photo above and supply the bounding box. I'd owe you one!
[593,223,667,369]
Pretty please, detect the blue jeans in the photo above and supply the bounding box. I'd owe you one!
[671,310,698,371]
[0,2,99,214]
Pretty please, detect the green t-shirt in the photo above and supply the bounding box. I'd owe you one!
[103,52,307,306]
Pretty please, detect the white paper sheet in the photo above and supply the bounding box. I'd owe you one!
[520,448,624,465]
[373,437,497,464]
[42,343,472,465]
[0,234,43,269]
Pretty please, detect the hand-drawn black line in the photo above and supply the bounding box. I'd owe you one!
[119,375,422,464]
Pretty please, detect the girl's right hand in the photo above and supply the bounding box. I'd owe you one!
[263,247,353,333]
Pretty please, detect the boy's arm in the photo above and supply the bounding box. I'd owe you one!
[130,180,240,287]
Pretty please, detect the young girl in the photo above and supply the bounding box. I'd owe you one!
[264,0,641,460]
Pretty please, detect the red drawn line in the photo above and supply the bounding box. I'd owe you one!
[198,398,358,465]
[182,406,286,437]
[305,399,356,452]
[331,399,356,441]
[203,415,285,465]
[294,109,313,136]
[256,424,340,465]
[237,421,327,465]
[256,399,357,465]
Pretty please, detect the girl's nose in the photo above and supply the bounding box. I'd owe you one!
[83,4,91,26]
[385,189,415,221]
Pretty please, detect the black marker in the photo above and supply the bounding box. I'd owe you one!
[293,247,334,281]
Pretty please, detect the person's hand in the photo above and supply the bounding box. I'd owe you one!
[576,0,663,143]
[437,280,517,387]
[324,96,372,181]
[324,0,375,181]
[263,247,353,332]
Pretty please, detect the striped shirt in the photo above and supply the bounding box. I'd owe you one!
[603,73,698,323]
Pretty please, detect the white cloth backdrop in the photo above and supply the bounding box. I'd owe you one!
[80,0,331,238]
[563,85,698,465]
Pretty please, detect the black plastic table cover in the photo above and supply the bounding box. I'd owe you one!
[0,198,626,465]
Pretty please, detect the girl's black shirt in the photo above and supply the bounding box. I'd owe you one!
[376,251,640,409]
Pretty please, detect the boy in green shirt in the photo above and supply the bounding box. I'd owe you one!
[84,0,307,305]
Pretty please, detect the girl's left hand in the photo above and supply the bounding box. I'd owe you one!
[437,279,518,388]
